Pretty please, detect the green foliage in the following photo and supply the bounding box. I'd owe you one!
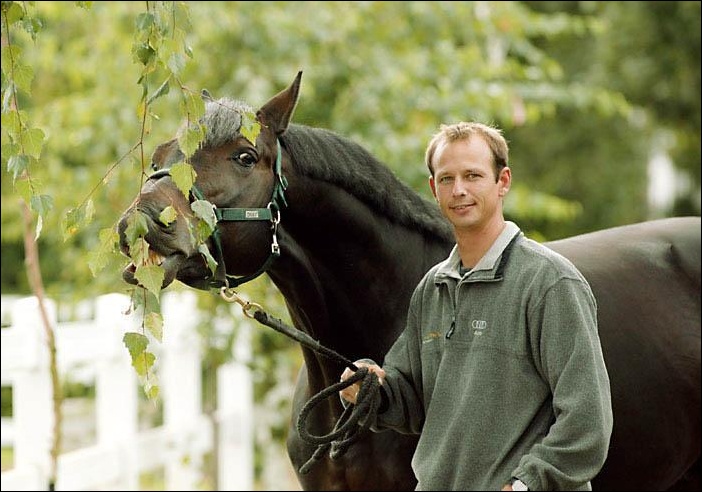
[87,227,119,276]
[170,161,197,198]
[1,1,50,241]
[190,199,216,233]
[176,93,206,153]
[122,286,163,397]
[158,205,177,226]
[61,199,93,241]
[3,1,698,300]
[0,386,11,417]
[124,210,149,243]
[134,265,165,298]
[144,311,164,343]
[240,111,261,145]
[520,0,700,231]
[123,331,149,364]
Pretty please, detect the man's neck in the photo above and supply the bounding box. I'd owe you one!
[455,217,506,269]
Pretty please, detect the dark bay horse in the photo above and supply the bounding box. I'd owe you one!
[118,73,700,490]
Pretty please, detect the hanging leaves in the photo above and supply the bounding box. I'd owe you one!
[240,111,261,146]
[87,228,120,277]
[118,1,205,399]
[122,330,157,389]
[170,161,197,198]
[7,154,29,179]
[134,265,164,298]
[144,311,163,343]
[1,2,49,239]
[158,205,177,226]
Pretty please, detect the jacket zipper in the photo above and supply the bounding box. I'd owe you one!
[447,279,463,339]
[447,278,464,339]
[446,315,456,339]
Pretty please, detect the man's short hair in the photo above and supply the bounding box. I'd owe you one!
[424,122,509,180]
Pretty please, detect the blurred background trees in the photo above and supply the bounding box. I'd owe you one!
[2,1,699,296]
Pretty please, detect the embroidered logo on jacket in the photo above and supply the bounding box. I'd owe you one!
[472,319,487,335]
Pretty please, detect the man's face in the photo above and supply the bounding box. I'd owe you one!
[429,136,510,233]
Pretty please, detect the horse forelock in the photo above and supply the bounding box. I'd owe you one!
[281,124,452,241]
[180,97,254,150]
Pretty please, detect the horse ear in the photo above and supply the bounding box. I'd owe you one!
[152,138,184,168]
[256,71,302,137]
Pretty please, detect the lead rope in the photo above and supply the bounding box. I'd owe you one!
[220,287,382,474]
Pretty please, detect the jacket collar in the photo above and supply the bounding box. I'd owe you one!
[435,221,522,284]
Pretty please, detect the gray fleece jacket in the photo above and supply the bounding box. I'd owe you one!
[370,222,613,491]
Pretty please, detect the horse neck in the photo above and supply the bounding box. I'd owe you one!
[266,170,451,390]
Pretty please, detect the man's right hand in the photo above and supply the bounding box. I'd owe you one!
[339,362,386,404]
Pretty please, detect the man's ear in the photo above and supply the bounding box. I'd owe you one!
[429,175,438,200]
[498,167,511,196]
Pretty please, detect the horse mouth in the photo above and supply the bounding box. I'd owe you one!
[122,251,186,289]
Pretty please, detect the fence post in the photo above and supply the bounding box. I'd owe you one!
[161,291,203,490]
[217,316,254,491]
[94,293,139,490]
[11,296,56,490]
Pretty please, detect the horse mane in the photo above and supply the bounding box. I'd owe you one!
[281,124,453,241]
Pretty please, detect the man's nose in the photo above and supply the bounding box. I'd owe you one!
[452,178,467,197]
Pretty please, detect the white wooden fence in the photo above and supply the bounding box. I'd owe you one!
[1,291,254,491]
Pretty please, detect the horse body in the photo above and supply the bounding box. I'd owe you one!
[118,73,700,490]
[547,219,701,490]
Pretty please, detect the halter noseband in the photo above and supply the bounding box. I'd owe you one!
[147,139,287,289]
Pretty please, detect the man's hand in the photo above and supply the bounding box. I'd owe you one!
[339,362,386,404]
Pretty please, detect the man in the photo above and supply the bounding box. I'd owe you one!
[340,122,613,491]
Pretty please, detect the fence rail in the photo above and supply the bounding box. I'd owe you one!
[1,291,253,491]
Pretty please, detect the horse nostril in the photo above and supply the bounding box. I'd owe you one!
[117,213,134,257]
[117,228,131,257]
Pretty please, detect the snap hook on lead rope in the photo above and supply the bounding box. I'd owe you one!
[220,286,263,318]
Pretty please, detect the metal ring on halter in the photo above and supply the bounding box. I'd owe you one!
[267,202,281,225]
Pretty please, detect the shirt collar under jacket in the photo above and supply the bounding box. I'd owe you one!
[435,221,522,283]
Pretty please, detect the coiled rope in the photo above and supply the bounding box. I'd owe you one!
[251,309,382,474]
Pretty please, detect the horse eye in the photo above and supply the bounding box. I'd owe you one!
[231,151,257,168]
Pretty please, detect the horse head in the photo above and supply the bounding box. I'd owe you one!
[118,72,302,291]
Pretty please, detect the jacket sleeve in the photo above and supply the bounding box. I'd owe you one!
[371,286,427,435]
[513,277,613,490]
